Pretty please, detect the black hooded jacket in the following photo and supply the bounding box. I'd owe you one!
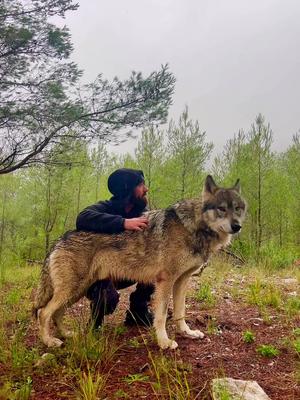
[76,197,146,234]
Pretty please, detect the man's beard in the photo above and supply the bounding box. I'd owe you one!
[130,193,148,211]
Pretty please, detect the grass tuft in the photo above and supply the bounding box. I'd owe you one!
[149,352,193,399]
[195,283,216,308]
[256,344,280,358]
[74,369,107,400]
[242,330,255,343]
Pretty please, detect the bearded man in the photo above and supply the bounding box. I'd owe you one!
[76,168,154,329]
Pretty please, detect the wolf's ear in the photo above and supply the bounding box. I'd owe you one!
[204,175,218,194]
[233,179,241,193]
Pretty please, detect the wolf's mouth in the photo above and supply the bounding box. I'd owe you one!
[218,224,242,235]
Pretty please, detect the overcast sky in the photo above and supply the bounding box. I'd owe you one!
[62,0,300,155]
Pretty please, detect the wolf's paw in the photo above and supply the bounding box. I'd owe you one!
[158,338,178,350]
[60,329,75,338]
[179,328,205,339]
[46,337,64,348]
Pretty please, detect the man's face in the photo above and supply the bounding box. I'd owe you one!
[133,182,148,206]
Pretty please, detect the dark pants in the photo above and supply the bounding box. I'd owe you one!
[86,279,155,328]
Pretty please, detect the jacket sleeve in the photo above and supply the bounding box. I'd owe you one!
[76,203,125,234]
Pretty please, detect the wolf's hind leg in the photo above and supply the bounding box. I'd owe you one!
[39,293,74,347]
[173,273,204,340]
[53,307,74,338]
[154,280,178,350]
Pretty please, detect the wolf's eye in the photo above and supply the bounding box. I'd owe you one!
[235,207,241,211]
[217,207,226,212]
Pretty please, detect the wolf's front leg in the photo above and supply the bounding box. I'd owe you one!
[173,273,204,340]
[153,280,178,350]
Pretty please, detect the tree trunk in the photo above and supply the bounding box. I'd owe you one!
[0,191,7,267]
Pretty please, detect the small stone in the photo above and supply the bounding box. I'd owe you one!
[139,363,150,373]
[281,278,298,286]
[195,316,204,324]
[288,291,297,297]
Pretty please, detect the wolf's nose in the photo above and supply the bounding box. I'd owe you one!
[231,223,241,233]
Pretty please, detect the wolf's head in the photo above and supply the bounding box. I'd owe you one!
[201,175,246,235]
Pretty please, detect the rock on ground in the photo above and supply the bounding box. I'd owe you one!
[212,378,271,400]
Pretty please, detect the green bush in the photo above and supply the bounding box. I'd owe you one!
[256,344,279,357]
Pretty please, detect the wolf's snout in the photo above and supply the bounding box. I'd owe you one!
[231,223,241,233]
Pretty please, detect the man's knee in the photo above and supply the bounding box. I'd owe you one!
[86,279,111,301]
[88,280,120,316]
[130,283,155,305]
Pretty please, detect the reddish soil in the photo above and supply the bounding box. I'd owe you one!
[1,280,299,400]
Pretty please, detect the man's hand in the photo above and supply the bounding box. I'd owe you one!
[124,217,149,231]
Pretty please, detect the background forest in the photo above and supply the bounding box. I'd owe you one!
[0,108,300,275]
[0,0,299,277]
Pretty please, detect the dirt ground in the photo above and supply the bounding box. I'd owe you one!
[1,269,300,400]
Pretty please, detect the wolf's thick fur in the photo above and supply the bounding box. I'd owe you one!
[34,176,246,349]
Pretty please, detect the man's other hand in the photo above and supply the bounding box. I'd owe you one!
[124,217,149,231]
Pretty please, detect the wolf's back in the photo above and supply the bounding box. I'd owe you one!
[33,254,53,318]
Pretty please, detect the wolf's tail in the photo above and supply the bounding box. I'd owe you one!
[32,255,53,319]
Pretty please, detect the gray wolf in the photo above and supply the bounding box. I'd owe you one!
[34,175,246,349]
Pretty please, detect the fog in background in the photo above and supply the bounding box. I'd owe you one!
[60,0,300,155]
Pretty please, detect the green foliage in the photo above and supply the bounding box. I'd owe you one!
[212,381,233,400]
[293,328,300,337]
[123,373,150,385]
[6,288,22,306]
[66,325,120,368]
[74,370,107,400]
[195,283,216,308]
[114,325,128,336]
[0,1,175,174]
[213,115,300,262]
[256,344,280,357]
[166,106,213,201]
[247,279,282,309]
[293,339,300,356]
[285,296,300,318]
[128,337,142,348]
[256,242,299,270]
[135,125,165,208]
[206,316,219,335]
[149,353,192,399]
[243,330,255,343]
[1,111,300,266]
[14,377,32,400]
[114,389,130,398]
